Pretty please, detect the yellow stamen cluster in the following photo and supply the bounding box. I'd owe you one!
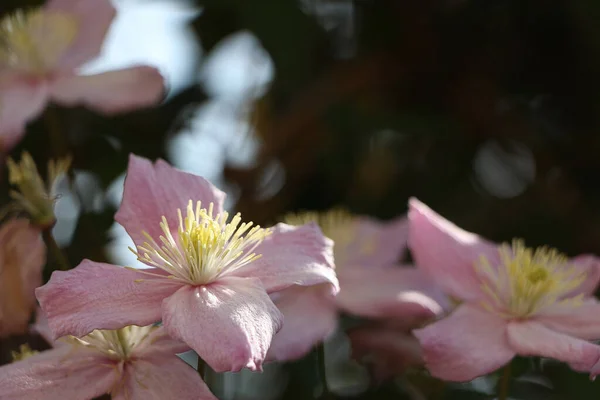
[0,8,78,73]
[477,239,586,318]
[133,201,271,285]
[6,152,71,227]
[11,343,38,362]
[283,208,356,265]
[66,325,155,361]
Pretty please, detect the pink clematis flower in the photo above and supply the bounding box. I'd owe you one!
[36,154,338,373]
[0,0,165,149]
[0,218,45,337]
[266,209,447,362]
[0,322,216,400]
[409,198,600,382]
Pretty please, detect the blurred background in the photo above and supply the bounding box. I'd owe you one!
[3,0,600,398]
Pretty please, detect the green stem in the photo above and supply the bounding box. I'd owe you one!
[42,228,70,271]
[197,355,206,379]
[317,343,331,399]
[498,364,511,400]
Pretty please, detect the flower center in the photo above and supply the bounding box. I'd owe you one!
[133,201,271,285]
[476,239,586,318]
[0,8,78,73]
[66,325,155,361]
[283,208,356,266]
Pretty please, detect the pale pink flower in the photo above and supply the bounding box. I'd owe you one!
[0,323,216,400]
[0,0,165,149]
[36,154,338,373]
[409,198,600,382]
[0,218,45,337]
[267,209,446,362]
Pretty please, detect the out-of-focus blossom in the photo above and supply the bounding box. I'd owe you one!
[0,323,216,400]
[36,154,338,373]
[6,152,70,227]
[409,198,600,381]
[0,0,165,149]
[267,209,447,363]
[0,218,45,337]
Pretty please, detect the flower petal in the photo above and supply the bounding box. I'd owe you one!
[231,222,338,294]
[336,266,444,320]
[413,304,514,381]
[36,260,182,339]
[113,356,216,400]
[0,219,45,336]
[507,320,600,370]
[0,345,118,400]
[133,326,190,358]
[50,66,165,114]
[115,155,226,247]
[0,75,47,148]
[162,277,283,373]
[408,198,498,301]
[534,299,600,340]
[267,285,338,362]
[47,0,116,69]
[569,254,600,296]
[338,216,408,268]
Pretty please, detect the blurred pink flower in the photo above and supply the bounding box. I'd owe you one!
[0,218,45,337]
[267,210,447,363]
[409,198,600,381]
[0,0,165,150]
[0,323,216,400]
[36,154,338,373]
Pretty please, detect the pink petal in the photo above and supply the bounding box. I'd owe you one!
[0,345,118,400]
[349,327,422,381]
[0,75,48,148]
[0,219,45,337]
[569,254,600,296]
[231,222,338,294]
[413,304,514,381]
[507,320,600,371]
[36,260,182,339]
[336,266,444,320]
[162,277,283,373]
[115,155,226,247]
[113,357,216,400]
[267,285,338,362]
[132,326,190,358]
[46,0,116,69]
[50,66,165,114]
[408,198,498,301]
[534,300,600,340]
[338,215,408,267]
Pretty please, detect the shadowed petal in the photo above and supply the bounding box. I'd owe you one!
[133,326,189,358]
[0,219,45,337]
[36,260,182,339]
[507,321,600,370]
[569,255,600,296]
[113,357,216,400]
[0,345,118,400]
[336,266,444,320]
[535,300,600,340]
[50,67,165,114]
[162,277,282,373]
[0,76,48,148]
[267,285,338,362]
[47,0,116,69]
[340,216,408,267]
[115,155,226,247]
[408,198,498,301]
[231,222,338,294]
[414,304,514,381]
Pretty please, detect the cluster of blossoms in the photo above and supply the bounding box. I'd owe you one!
[2,1,600,399]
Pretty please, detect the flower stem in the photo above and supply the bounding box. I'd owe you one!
[498,363,511,400]
[317,343,332,399]
[42,228,70,271]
